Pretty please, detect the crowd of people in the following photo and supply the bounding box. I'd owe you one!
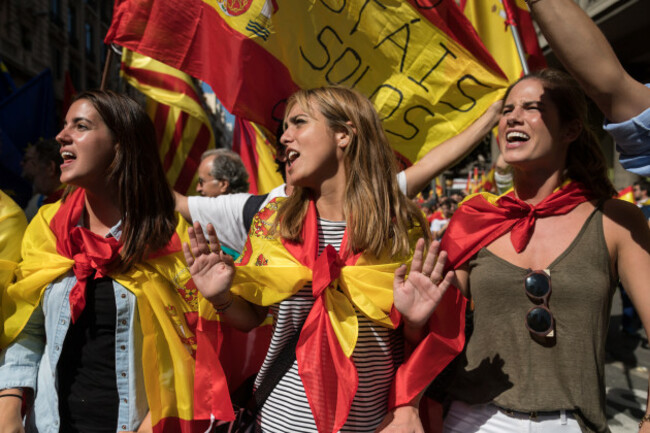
[0,0,649,432]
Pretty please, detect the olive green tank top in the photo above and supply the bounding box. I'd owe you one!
[448,208,617,433]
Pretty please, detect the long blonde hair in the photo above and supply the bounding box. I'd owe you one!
[275,86,429,258]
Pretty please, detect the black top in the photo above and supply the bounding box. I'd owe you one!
[58,276,119,433]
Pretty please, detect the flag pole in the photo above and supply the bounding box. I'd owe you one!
[500,0,530,75]
[100,47,114,90]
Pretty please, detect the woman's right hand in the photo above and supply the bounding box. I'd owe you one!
[182,222,235,305]
[0,389,25,433]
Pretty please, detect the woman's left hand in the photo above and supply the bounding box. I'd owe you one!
[393,239,455,330]
[374,405,423,433]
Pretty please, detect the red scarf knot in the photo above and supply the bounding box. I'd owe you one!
[50,189,123,323]
[312,245,344,297]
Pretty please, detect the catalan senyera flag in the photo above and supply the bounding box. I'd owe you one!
[232,117,284,194]
[106,0,508,166]
[460,0,546,83]
[617,185,635,204]
[119,49,216,195]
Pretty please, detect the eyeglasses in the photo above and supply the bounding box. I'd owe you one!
[197,178,220,187]
[524,269,555,337]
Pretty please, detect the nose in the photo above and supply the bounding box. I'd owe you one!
[55,126,70,146]
[280,127,292,146]
[504,107,523,127]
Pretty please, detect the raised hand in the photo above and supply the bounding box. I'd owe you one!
[182,222,235,305]
[393,238,454,330]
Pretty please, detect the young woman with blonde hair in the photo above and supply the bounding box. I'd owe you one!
[185,86,466,433]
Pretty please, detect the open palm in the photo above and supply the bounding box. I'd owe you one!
[182,222,235,305]
[393,239,454,329]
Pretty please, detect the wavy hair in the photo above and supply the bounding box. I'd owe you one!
[274,86,429,258]
[63,90,176,271]
[505,69,616,199]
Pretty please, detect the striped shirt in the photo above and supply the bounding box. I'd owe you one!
[257,219,404,432]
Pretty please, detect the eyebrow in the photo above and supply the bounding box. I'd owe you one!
[503,100,545,109]
[63,116,93,126]
[285,114,307,127]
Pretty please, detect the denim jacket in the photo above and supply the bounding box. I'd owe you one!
[0,222,148,432]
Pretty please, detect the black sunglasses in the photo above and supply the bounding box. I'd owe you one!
[524,270,555,337]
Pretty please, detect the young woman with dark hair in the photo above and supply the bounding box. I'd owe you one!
[0,90,201,433]
[439,69,650,433]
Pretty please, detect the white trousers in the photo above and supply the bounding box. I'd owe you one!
[443,400,583,433]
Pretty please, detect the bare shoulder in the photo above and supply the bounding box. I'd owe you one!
[601,198,650,249]
[601,198,647,231]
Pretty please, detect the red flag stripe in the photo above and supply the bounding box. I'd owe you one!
[161,111,190,173]
[173,123,212,193]
[152,102,171,155]
[232,117,261,194]
[121,64,202,106]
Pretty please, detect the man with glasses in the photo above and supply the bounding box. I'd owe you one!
[196,148,250,197]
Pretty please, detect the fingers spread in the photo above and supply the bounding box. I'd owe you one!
[182,242,195,267]
[421,240,440,277]
[411,238,425,274]
[206,223,222,253]
[193,221,211,255]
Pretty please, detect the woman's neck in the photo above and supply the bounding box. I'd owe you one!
[83,188,121,236]
[513,167,565,206]
[313,174,346,221]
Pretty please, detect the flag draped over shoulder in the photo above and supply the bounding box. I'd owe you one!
[0,190,27,291]
[1,195,210,432]
[461,0,546,82]
[120,49,216,195]
[106,0,508,165]
[202,198,465,433]
[232,117,284,194]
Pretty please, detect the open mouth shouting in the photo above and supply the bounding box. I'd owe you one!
[506,131,530,143]
[60,150,77,168]
[286,149,300,167]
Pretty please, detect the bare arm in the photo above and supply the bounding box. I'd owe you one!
[0,388,24,433]
[183,222,268,331]
[528,0,650,123]
[603,199,650,431]
[173,190,191,223]
[403,101,501,198]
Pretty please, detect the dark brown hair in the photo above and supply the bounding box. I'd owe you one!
[504,69,616,199]
[64,90,176,270]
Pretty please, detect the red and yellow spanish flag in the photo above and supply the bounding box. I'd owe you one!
[460,0,546,83]
[0,190,27,292]
[617,185,635,204]
[120,49,216,195]
[1,194,210,432]
[232,117,284,194]
[106,0,508,165]
[204,198,464,433]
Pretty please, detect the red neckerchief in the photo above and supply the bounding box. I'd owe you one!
[49,188,122,323]
[441,181,595,269]
[280,200,363,433]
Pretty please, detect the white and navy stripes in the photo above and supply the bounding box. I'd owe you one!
[256,219,404,432]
